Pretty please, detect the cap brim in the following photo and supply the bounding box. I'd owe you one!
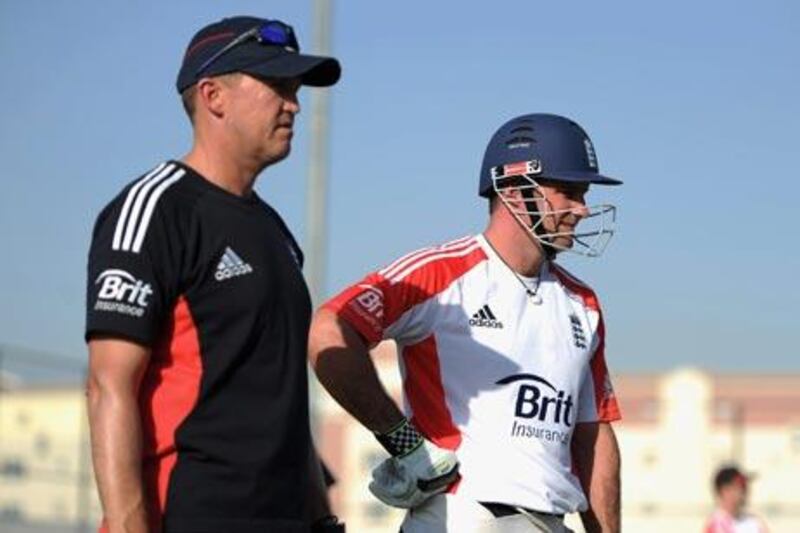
[544,171,623,186]
[244,53,341,87]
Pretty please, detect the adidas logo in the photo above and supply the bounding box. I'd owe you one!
[469,304,504,329]
[215,247,254,281]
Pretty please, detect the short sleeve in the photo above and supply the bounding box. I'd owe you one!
[323,238,486,347]
[85,168,186,346]
[322,271,431,347]
[576,314,621,423]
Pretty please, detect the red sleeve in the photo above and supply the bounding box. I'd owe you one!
[323,238,487,345]
[323,272,390,345]
[590,315,622,422]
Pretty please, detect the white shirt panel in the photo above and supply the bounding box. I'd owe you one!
[396,236,607,513]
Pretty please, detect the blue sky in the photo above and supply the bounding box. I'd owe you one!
[0,0,797,372]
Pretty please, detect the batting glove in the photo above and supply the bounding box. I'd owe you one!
[369,418,460,509]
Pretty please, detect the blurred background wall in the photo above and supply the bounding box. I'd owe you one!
[3,343,798,532]
[319,346,800,532]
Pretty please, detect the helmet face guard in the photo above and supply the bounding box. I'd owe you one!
[493,171,617,258]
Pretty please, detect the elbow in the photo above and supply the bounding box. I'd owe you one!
[308,308,366,375]
[85,373,111,433]
[84,369,130,416]
[85,370,116,423]
[85,372,102,410]
[308,308,336,370]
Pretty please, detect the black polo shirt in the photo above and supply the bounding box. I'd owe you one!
[86,160,312,532]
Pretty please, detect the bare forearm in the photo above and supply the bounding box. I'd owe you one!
[579,472,620,533]
[574,423,621,533]
[314,348,404,433]
[309,309,404,433]
[88,383,149,532]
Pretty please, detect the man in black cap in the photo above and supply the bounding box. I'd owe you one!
[85,16,341,532]
[705,465,768,533]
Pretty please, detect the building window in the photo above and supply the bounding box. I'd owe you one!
[35,433,51,458]
[16,410,31,428]
[792,428,800,453]
[0,504,24,522]
[0,459,27,478]
[642,450,658,468]
[641,502,658,515]
[52,499,67,519]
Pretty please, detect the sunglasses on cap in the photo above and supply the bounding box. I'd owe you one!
[195,20,300,77]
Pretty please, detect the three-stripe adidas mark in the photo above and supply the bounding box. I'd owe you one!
[215,247,253,281]
[112,162,186,253]
[469,304,504,329]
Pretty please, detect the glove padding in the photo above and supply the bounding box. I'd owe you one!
[369,439,460,509]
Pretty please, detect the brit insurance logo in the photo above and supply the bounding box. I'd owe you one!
[94,269,153,317]
[347,284,384,334]
[496,373,574,444]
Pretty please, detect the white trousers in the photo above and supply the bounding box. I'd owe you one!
[399,494,574,533]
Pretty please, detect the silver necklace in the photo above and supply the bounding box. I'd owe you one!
[484,238,544,305]
[514,269,543,305]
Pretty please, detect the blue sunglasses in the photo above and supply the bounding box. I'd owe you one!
[195,21,299,76]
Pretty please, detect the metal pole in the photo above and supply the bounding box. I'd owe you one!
[0,348,4,447]
[304,0,333,308]
[732,401,744,465]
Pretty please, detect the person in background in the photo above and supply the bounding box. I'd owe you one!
[705,465,769,533]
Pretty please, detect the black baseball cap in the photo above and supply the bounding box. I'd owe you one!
[176,16,341,93]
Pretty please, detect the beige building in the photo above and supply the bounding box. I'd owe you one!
[615,368,800,533]
[0,383,101,529]
[2,348,798,532]
[316,344,800,532]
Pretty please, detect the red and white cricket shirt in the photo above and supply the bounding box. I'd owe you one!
[324,234,621,514]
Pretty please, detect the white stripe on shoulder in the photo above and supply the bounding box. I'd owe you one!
[131,169,185,253]
[388,240,482,284]
[384,236,476,279]
[379,245,436,278]
[120,163,177,251]
[380,235,475,279]
[112,162,167,251]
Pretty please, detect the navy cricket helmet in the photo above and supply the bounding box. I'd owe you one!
[478,113,622,198]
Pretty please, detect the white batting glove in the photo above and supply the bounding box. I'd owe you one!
[369,419,460,509]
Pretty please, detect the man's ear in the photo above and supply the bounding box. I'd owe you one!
[499,188,525,209]
[195,78,227,119]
